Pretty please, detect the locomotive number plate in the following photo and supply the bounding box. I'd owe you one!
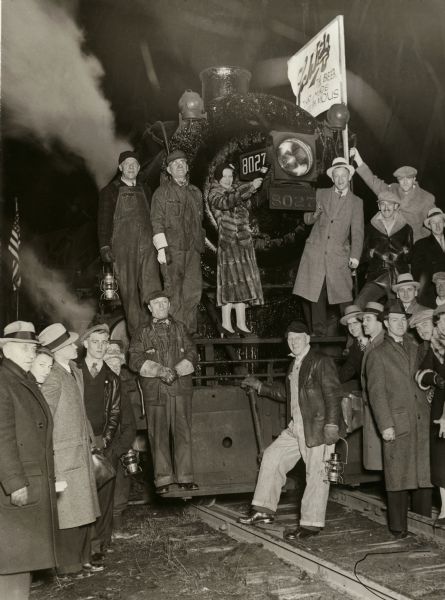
[269,186,316,211]
[239,149,267,181]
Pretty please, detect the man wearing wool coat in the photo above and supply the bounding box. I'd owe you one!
[365,304,432,538]
[293,157,364,335]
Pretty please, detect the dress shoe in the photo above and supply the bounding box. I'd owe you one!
[391,530,408,539]
[82,562,105,573]
[284,527,320,540]
[91,552,104,563]
[156,484,170,494]
[238,511,274,525]
[178,482,199,491]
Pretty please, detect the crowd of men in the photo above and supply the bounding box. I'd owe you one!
[3,143,445,597]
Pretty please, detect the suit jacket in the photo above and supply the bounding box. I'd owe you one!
[293,186,364,304]
[41,361,100,528]
[260,349,345,447]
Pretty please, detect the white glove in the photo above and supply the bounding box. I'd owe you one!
[349,258,359,269]
[157,248,167,264]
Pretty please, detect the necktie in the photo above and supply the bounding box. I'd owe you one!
[90,362,98,378]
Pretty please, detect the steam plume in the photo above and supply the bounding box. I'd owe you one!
[21,247,96,334]
[3,0,129,187]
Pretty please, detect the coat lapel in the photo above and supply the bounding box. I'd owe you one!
[298,349,313,390]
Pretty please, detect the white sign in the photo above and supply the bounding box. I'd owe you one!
[287,16,346,117]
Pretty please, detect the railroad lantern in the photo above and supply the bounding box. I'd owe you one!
[266,130,317,182]
[324,438,348,484]
[100,264,119,301]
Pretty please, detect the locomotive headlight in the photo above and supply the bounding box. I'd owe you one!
[267,130,317,182]
[276,138,313,177]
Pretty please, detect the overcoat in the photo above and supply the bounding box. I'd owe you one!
[356,162,435,242]
[293,186,364,304]
[0,358,58,574]
[365,334,431,491]
[41,361,100,529]
[360,330,385,470]
[411,233,445,307]
[260,349,346,447]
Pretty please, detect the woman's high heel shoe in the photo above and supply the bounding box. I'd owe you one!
[220,326,239,338]
[234,325,253,338]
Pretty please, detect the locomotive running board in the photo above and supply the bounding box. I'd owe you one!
[190,502,411,600]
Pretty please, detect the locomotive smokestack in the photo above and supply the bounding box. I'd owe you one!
[199,66,251,108]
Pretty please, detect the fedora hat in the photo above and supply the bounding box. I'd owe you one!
[384,301,407,318]
[392,273,420,292]
[326,157,355,181]
[0,321,39,347]
[362,301,385,317]
[39,323,78,352]
[340,305,363,326]
[424,208,445,230]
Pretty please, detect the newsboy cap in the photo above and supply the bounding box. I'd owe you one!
[78,323,110,344]
[146,290,171,304]
[285,320,310,336]
[118,150,140,165]
[377,190,400,205]
[393,165,417,179]
[166,149,187,165]
[409,309,434,328]
[432,272,445,284]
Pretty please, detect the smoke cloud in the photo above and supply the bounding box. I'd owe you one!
[21,246,96,335]
[3,0,129,187]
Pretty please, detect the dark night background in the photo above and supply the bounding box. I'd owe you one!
[1,0,445,328]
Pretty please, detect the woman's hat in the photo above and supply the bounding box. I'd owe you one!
[391,273,420,292]
[326,157,355,181]
[340,305,363,326]
[39,323,78,352]
[0,321,39,347]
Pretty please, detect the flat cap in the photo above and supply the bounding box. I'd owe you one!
[377,190,400,205]
[119,150,140,165]
[285,320,310,336]
[432,272,445,283]
[393,165,417,179]
[146,289,171,304]
[79,323,110,344]
[409,309,434,328]
[166,149,187,165]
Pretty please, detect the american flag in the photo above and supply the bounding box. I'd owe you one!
[8,199,21,291]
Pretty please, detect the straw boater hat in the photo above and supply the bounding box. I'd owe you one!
[391,273,420,293]
[326,157,355,181]
[409,309,434,329]
[0,321,39,347]
[424,208,445,230]
[340,305,363,326]
[39,323,78,352]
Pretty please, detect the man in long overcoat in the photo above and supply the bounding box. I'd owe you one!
[0,321,57,600]
[350,147,435,243]
[293,157,364,335]
[365,304,432,538]
[40,323,101,576]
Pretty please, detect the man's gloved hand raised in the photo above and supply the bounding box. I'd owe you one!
[100,245,115,263]
[323,424,340,445]
[157,247,172,265]
[241,376,262,393]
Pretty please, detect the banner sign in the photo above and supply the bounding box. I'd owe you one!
[287,15,346,117]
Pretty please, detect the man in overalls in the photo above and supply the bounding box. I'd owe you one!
[98,151,160,336]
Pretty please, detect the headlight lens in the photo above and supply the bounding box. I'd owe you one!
[276,138,313,176]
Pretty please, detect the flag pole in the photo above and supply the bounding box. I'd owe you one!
[8,197,21,320]
[338,15,349,161]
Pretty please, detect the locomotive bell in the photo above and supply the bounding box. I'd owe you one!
[100,264,119,301]
[324,438,348,484]
[178,90,207,120]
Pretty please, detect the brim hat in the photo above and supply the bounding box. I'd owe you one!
[377,190,400,205]
[340,305,363,326]
[39,323,78,352]
[78,323,110,345]
[433,271,445,284]
[118,150,139,166]
[384,301,407,318]
[409,309,434,328]
[166,149,187,165]
[424,208,445,230]
[362,301,385,317]
[146,289,171,304]
[0,321,39,347]
[391,273,420,292]
[326,157,355,181]
[285,320,310,336]
[393,165,417,179]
